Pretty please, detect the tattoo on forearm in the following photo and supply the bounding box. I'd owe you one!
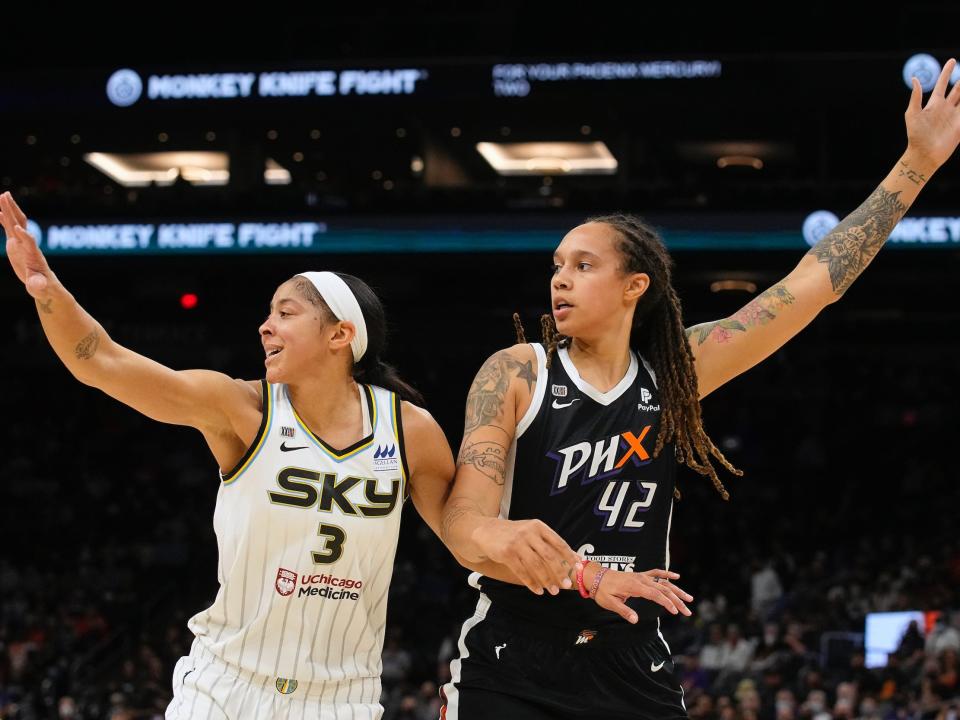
[440,497,484,546]
[897,160,927,186]
[463,351,536,434]
[75,330,100,360]
[687,283,796,345]
[457,440,508,485]
[37,298,53,314]
[806,185,907,295]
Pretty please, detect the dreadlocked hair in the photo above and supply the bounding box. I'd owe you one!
[514,214,742,500]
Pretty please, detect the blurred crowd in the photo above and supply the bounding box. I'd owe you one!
[2,302,959,720]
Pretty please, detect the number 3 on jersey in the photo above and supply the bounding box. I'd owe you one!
[312,524,346,564]
[597,481,656,530]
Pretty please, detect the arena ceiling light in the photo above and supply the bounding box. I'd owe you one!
[83,151,230,187]
[710,279,758,293]
[265,158,292,185]
[476,141,617,175]
[677,141,789,168]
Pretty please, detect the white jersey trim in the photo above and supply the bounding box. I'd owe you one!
[516,343,547,438]
[442,590,491,720]
[558,346,638,406]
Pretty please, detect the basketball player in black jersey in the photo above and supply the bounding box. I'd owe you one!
[439,61,960,719]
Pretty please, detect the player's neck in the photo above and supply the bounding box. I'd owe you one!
[287,373,363,439]
[566,332,633,393]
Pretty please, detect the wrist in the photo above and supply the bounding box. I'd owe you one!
[579,561,601,594]
[469,516,505,559]
[575,560,591,598]
[900,147,940,180]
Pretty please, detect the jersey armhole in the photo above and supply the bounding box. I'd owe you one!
[391,392,412,501]
[516,343,547,439]
[221,379,272,485]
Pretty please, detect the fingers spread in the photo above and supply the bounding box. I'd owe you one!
[934,58,956,99]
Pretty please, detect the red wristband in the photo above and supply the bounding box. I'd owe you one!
[576,560,591,598]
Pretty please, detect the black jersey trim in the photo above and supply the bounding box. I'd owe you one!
[291,383,377,460]
[221,379,272,485]
[392,392,412,500]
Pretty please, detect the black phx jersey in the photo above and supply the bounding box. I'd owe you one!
[478,342,677,628]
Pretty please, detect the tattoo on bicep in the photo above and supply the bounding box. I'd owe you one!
[688,283,796,345]
[806,185,907,295]
[463,351,536,433]
[37,298,53,314]
[457,440,508,485]
[897,160,927,187]
[75,329,100,360]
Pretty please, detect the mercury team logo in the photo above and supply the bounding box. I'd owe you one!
[276,677,298,694]
[575,630,597,645]
[547,426,653,493]
[275,568,297,596]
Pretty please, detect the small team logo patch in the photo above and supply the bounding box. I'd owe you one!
[374,444,396,459]
[275,568,297,597]
[575,629,597,645]
[373,444,399,472]
[552,384,568,398]
[276,677,298,694]
[280,426,295,438]
[640,388,652,404]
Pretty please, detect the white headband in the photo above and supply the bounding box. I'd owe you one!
[296,271,368,362]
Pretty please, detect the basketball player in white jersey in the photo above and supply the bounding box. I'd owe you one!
[1,191,468,719]
[438,61,960,719]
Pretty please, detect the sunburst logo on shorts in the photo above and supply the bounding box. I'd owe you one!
[276,677,298,694]
[575,629,597,645]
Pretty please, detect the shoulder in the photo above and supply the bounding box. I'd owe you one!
[241,378,264,409]
[473,343,539,385]
[398,400,454,475]
[486,343,537,366]
[399,400,444,441]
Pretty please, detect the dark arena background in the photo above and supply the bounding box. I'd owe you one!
[2,5,960,719]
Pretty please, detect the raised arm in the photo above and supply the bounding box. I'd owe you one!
[2,191,254,437]
[438,345,580,595]
[688,59,960,399]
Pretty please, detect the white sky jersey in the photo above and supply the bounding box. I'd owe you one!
[187,380,409,702]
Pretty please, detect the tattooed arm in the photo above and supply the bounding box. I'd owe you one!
[688,59,960,399]
[440,344,581,595]
[1,191,256,436]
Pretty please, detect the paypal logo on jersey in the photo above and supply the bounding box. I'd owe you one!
[546,426,653,495]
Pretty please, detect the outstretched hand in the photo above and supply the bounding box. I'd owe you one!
[1,192,56,299]
[582,564,693,624]
[905,58,960,171]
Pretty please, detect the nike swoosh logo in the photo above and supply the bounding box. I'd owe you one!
[650,661,665,672]
[280,442,308,452]
[552,398,581,409]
